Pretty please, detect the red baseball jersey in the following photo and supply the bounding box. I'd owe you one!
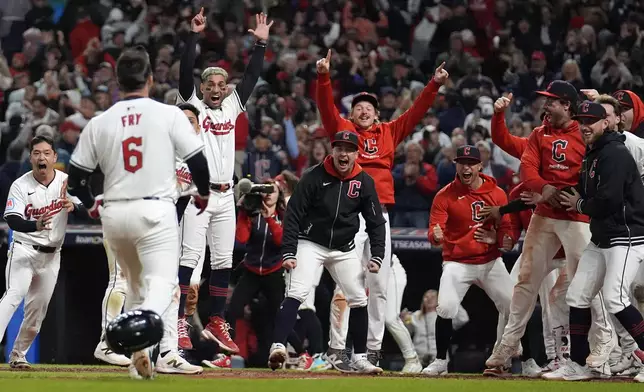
[316,72,440,205]
[520,121,589,223]
[429,174,517,264]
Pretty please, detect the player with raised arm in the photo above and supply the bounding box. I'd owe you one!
[67,47,211,379]
[267,131,386,374]
[0,135,85,369]
[315,49,449,367]
[174,9,272,355]
[422,145,517,376]
[485,82,614,375]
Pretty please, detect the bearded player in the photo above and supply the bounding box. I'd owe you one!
[485,81,614,373]
[175,9,272,354]
[315,50,449,367]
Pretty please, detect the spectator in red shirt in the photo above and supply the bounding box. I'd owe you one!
[69,8,100,60]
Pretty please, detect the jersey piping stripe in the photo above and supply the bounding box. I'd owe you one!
[69,159,96,173]
[102,240,117,332]
[181,145,205,162]
[233,90,245,112]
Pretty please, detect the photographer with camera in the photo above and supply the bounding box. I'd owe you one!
[222,179,288,364]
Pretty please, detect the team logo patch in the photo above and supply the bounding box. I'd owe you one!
[5,198,15,211]
[364,139,378,155]
[471,201,486,223]
[581,102,590,113]
[347,180,361,198]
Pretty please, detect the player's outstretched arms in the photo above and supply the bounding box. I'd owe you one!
[178,8,206,101]
[235,13,273,107]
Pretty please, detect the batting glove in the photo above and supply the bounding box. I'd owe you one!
[88,198,103,219]
[368,257,382,273]
[193,194,209,215]
[282,253,297,270]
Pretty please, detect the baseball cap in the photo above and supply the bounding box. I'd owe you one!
[331,131,360,150]
[351,92,379,111]
[572,101,607,125]
[612,90,633,110]
[535,81,579,106]
[454,145,481,163]
[531,51,546,61]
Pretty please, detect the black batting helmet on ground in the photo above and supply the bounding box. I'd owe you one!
[105,309,164,355]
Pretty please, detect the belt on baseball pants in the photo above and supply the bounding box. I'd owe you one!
[14,240,56,254]
[210,183,231,192]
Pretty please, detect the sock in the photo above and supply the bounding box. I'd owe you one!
[435,316,453,360]
[178,266,193,318]
[569,307,592,366]
[273,297,301,344]
[209,268,231,318]
[614,305,644,350]
[300,309,324,354]
[288,331,306,355]
[520,333,532,361]
[348,306,368,354]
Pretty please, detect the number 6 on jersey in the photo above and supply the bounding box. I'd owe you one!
[122,137,143,173]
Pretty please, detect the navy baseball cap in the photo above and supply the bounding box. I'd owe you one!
[612,90,633,109]
[573,101,607,125]
[331,131,360,150]
[536,80,579,106]
[351,92,379,111]
[454,145,481,163]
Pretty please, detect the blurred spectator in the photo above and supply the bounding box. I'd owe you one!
[243,134,285,184]
[476,140,514,192]
[392,141,437,228]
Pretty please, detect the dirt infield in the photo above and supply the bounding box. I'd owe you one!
[0,365,637,382]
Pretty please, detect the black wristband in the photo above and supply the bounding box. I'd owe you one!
[499,199,532,215]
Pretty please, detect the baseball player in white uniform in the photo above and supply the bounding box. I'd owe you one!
[67,47,210,379]
[173,10,272,354]
[0,135,83,369]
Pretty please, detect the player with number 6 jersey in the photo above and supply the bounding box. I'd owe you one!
[68,47,210,379]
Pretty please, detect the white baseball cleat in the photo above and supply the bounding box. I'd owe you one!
[401,356,423,373]
[611,351,643,376]
[94,340,131,366]
[268,343,287,370]
[542,360,594,381]
[635,368,644,382]
[155,351,203,374]
[541,357,563,374]
[352,354,383,374]
[131,349,154,379]
[421,358,448,376]
[485,343,517,368]
[521,358,542,378]
[8,351,31,370]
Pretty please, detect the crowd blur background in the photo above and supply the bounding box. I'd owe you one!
[0,0,643,368]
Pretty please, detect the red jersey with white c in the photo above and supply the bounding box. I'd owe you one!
[520,121,589,222]
[177,88,245,185]
[429,174,516,264]
[70,98,204,202]
[3,170,80,247]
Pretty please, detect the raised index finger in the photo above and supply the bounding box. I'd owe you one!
[199,7,204,16]
[326,49,332,62]
[436,62,445,72]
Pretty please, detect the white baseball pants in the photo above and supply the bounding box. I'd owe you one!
[101,199,179,320]
[296,264,324,311]
[178,201,208,286]
[499,215,613,349]
[437,258,514,350]
[385,258,417,360]
[508,254,564,359]
[329,210,391,351]
[99,239,127,338]
[179,191,235,271]
[0,241,60,357]
[286,240,367,308]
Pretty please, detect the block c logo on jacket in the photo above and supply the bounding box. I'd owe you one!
[471,200,486,223]
[347,180,362,198]
[551,139,568,163]
[364,138,378,155]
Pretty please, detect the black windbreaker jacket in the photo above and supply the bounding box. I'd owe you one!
[282,156,386,266]
[576,131,644,248]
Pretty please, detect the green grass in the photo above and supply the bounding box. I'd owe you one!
[0,366,640,392]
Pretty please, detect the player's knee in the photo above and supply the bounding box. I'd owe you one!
[179,257,199,270]
[565,288,592,308]
[603,296,629,314]
[436,303,459,320]
[210,256,232,270]
[345,292,368,308]
[634,285,644,303]
[2,288,26,308]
